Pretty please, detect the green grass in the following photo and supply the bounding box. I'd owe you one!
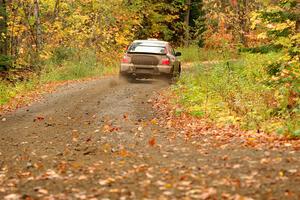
[177,45,238,63]
[0,83,12,105]
[41,49,118,82]
[172,51,297,134]
[42,61,108,82]
[0,78,39,105]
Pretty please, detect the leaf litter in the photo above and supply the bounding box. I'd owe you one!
[0,79,300,199]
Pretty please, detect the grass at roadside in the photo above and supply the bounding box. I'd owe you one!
[172,51,299,136]
[0,49,119,108]
[177,45,238,63]
[0,79,39,105]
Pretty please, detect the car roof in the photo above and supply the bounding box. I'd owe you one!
[132,40,168,46]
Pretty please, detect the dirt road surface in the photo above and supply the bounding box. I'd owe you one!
[1,77,300,200]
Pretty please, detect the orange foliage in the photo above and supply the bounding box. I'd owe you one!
[204,18,234,49]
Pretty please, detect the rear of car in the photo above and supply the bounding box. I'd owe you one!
[119,40,181,81]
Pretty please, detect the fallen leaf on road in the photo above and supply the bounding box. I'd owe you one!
[119,149,130,157]
[103,124,119,133]
[288,169,297,174]
[99,178,115,186]
[260,158,269,164]
[148,138,156,146]
[78,175,88,180]
[156,180,167,186]
[4,194,21,200]
[233,164,241,169]
[151,118,158,125]
[38,169,62,180]
[187,188,217,199]
[232,194,254,200]
[33,116,44,122]
[36,188,48,195]
[179,181,192,186]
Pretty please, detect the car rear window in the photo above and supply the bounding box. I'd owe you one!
[128,44,166,54]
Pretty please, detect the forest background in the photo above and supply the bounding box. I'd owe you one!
[0,0,299,136]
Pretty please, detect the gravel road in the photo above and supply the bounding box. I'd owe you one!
[0,77,300,200]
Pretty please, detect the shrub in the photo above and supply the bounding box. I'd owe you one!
[239,44,283,54]
[51,47,76,65]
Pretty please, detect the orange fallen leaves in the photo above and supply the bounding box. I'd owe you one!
[151,91,300,150]
[33,116,45,122]
[123,113,129,120]
[119,149,130,157]
[148,138,156,147]
[102,124,120,133]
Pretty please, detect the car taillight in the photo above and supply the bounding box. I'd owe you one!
[121,56,130,63]
[161,58,170,65]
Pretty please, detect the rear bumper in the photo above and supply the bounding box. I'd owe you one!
[120,64,172,76]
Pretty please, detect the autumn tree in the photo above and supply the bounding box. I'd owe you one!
[128,0,186,44]
[249,0,299,134]
[184,0,191,46]
[203,0,260,48]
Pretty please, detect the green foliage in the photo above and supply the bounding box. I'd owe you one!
[0,54,11,69]
[251,0,300,136]
[239,44,283,54]
[177,45,237,63]
[0,83,9,105]
[51,47,76,65]
[0,49,118,106]
[130,0,186,43]
[126,0,206,45]
[189,0,206,47]
[0,79,38,106]
[42,49,118,82]
[3,0,141,72]
[173,52,297,133]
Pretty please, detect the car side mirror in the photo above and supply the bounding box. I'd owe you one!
[175,52,182,57]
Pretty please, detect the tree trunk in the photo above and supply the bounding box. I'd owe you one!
[34,0,41,53]
[0,0,8,60]
[237,0,248,47]
[296,1,300,33]
[53,0,60,20]
[184,0,191,47]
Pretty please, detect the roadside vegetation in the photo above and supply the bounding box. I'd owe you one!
[0,49,119,106]
[173,51,300,136]
[177,46,238,63]
[171,0,299,137]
